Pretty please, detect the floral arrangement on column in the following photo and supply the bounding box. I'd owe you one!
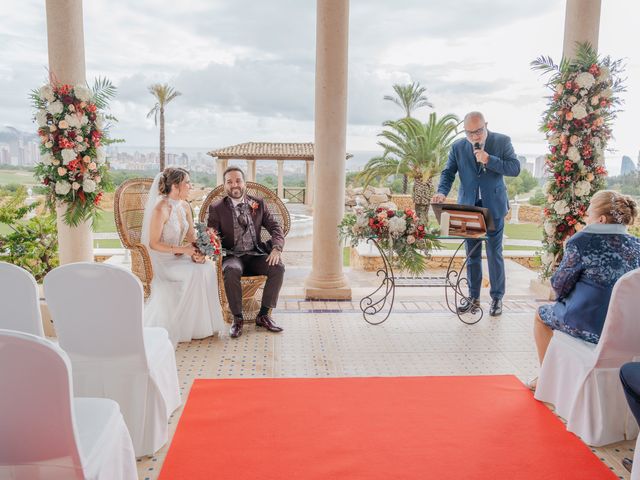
[31,78,119,226]
[531,43,624,279]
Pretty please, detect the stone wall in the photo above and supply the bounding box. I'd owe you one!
[390,194,414,211]
[505,204,543,223]
[345,186,396,211]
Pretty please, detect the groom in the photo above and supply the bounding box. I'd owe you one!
[207,166,285,338]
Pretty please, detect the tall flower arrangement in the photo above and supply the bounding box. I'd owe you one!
[31,78,118,226]
[531,43,624,279]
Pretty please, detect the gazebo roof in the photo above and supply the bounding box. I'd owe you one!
[207,142,352,161]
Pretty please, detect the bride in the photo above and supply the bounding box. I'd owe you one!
[141,167,224,346]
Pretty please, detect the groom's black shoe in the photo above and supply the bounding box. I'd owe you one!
[457,297,480,314]
[230,316,244,338]
[255,314,283,333]
[489,298,503,317]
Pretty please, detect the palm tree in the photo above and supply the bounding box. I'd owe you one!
[147,83,181,171]
[359,113,460,222]
[383,82,433,192]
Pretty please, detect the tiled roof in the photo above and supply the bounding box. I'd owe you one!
[207,142,352,160]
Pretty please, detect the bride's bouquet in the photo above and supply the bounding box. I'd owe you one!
[193,222,222,259]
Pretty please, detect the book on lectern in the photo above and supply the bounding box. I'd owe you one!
[431,203,495,237]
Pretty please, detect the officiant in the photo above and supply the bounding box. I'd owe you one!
[431,111,520,317]
[207,166,285,338]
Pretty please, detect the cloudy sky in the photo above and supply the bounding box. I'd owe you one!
[1,0,638,171]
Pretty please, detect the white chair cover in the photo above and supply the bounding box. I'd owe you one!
[44,262,181,457]
[0,329,136,480]
[632,434,640,480]
[0,262,44,337]
[535,268,640,446]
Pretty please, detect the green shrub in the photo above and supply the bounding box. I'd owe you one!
[528,189,547,206]
[0,187,58,282]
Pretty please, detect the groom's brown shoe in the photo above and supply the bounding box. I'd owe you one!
[255,314,283,333]
[230,317,244,338]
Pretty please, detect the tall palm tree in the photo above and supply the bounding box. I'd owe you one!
[359,113,460,222]
[147,83,181,171]
[383,82,433,192]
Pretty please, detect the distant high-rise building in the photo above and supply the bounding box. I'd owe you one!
[534,155,547,179]
[517,155,527,172]
[620,155,635,176]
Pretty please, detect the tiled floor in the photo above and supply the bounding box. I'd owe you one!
[137,295,635,480]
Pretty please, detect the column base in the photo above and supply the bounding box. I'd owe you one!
[304,273,351,300]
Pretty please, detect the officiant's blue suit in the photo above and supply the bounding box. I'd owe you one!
[437,131,521,300]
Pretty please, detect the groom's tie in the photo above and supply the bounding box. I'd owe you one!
[236,203,249,231]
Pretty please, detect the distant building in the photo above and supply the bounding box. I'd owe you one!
[621,155,636,176]
[517,155,527,172]
[534,155,547,179]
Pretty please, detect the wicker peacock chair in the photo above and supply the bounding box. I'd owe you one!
[114,178,154,298]
[199,182,291,324]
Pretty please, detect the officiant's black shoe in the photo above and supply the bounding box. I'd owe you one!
[622,458,632,473]
[457,298,480,314]
[230,317,244,338]
[255,314,283,333]
[489,298,503,317]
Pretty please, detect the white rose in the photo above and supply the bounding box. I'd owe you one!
[47,100,63,116]
[64,113,81,129]
[96,148,106,163]
[36,109,49,127]
[388,216,406,238]
[575,72,596,90]
[542,251,555,266]
[548,134,560,146]
[40,152,53,165]
[55,181,71,195]
[590,96,599,106]
[601,87,612,98]
[82,178,97,193]
[569,96,577,104]
[72,182,80,191]
[554,200,569,215]
[95,114,105,130]
[574,180,591,197]
[571,103,588,120]
[39,84,55,102]
[61,149,77,165]
[406,235,416,245]
[80,115,89,126]
[567,146,581,163]
[544,221,556,237]
[74,84,93,102]
[76,143,87,152]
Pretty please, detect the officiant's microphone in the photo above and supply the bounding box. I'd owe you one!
[474,142,486,174]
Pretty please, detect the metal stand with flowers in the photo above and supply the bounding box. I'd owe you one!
[31,78,119,227]
[339,207,440,325]
[531,43,623,279]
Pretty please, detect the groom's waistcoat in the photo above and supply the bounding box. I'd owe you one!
[207,194,285,253]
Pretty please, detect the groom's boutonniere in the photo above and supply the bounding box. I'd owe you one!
[249,200,259,216]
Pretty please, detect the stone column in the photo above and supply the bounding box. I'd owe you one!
[215,157,225,186]
[46,0,92,264]
[305,160,314,206]
[562,0,601,59]
[304,0,351,300]
[247,159,257,182]
[277,160,284,199]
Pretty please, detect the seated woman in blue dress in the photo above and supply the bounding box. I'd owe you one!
[533,190,640,375]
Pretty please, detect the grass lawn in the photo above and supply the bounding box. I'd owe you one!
[504,223,542,240]
[0,169,39,187]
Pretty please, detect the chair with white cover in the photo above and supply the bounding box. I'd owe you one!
[535,268,640,446]
[0,329,137,480]
[633,434,640,480]
[0,261,45,336]
[44,262,181,457]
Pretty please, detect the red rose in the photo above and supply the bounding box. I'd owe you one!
[387,210,395,218]
[557,224,566,232]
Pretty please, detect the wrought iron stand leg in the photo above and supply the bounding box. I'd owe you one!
[359,239,396,325]
[444,239,484,325]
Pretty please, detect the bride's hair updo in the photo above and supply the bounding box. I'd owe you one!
[589,190,638,226]
[158,167,189,195]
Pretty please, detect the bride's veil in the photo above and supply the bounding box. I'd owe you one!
[141,172,163,248]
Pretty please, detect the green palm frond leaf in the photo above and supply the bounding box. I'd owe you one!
[92,77,117,110]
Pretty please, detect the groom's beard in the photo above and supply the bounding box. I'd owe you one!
[227,186,245,199]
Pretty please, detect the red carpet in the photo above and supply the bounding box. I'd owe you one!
[160,376,616,479]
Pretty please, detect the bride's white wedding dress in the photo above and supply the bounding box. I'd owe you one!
[143,196,225,346]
